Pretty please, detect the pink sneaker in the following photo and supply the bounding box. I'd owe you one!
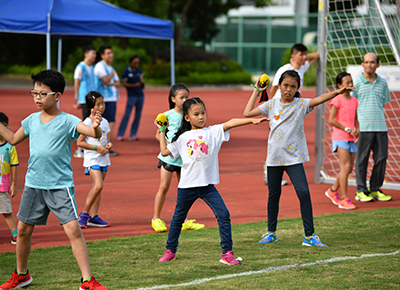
[338,197,356,210]
[117,136,124,141]
[220,250,239,265]
[158,249,175,262]
[325,188,340,205]
[129,135,139,141]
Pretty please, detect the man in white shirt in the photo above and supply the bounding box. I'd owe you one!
[264,43,319,185]
[73,45,96,158]
[94,44,120,156]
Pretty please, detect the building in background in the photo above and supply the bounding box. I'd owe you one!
[208,0,317,75]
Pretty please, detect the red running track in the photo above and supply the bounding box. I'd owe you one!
[0,87,398,253]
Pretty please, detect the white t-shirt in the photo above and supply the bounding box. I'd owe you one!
[167,124,230,188]
[94,62,120,102]
[82,117,111,167]
[272,61,310,99]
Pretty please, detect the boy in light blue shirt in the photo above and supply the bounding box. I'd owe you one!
[0,70,109,289]
[352,53,392,202]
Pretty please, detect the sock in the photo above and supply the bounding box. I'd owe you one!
[11,229,17,238]
[82,276,92,282]
[17,270,28,275]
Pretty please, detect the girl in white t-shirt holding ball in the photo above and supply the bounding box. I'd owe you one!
[156,97,268,265]
[77,91,112,228]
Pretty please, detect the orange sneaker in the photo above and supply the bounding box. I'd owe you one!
[325,188,340,205]
[0,270,33,289]
[80,275,108,290]
[338,197,356,210]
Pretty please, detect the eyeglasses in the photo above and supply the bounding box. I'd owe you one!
[30,91,56,99]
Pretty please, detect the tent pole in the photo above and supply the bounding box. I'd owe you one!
[46,33,51,69]
[170,38,175,86]
[57,38,62,72]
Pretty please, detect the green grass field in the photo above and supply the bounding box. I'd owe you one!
[1,208,399,289]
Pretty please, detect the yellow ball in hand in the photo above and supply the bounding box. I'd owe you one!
[259,74,270,88]
[156,113,168,126]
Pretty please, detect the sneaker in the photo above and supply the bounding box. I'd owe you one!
[182,219,205,231]
[281,179,288,186]
[116,136,124,141]
[108,150,119,157]
[79,212,90,229]
[158,249,175,262]
[325,188,340,205]
[152,219,167,232]
[0,270,33,289]
[258,231,278,244]
[220,250,240,265]
[129,135,139,141]
[302,233,328,247]
[80,275,108,290]
[11,236,16,245]
[74,149,84,158]
[369,190,392,201]
[87,215,109,227]
[338,197,356,210]
[355,192,374,202]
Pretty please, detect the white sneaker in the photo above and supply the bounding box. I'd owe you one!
[281,179,288,186]
[73,149,84,158]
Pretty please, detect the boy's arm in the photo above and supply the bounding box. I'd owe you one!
[269,85,278,99]
[76,112,102,138]
[9,166,17,197]
[309,87,353,108]
[73,79,81,108]
[223,117,269,132]
[0,124,27,146]
[306,52,320,67]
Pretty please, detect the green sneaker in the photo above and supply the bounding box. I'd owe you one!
[355,192,374,202]
[369,190,392,201]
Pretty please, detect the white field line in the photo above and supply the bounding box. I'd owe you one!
[131,250,400,290]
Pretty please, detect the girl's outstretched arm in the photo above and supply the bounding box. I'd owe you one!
[243,78,267,117]
[309,86,354,108]
[223,117,269,132]
[154,119,171,156]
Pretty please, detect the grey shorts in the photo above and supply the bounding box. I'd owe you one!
[0,192,12,214]
[17,186,79,225]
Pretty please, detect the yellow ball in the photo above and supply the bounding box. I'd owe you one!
[156,113,168,126]
[259,74,270,88]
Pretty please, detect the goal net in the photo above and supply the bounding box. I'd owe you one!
[316,0,400,190]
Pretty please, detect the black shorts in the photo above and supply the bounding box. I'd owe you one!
[157,160,181,174]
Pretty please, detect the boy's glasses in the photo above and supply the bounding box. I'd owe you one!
[30,91,56,99]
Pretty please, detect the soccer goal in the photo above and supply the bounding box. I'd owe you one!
[314,0,400,190]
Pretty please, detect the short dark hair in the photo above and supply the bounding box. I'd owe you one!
[82,45,96,56]
[31,70,66,94]
[336,71,351,88]
[0,112,9,124]
[129,54,140,63]
[291,43,308,55]
[98,44,112,55]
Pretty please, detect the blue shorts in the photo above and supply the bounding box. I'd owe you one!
[332,140,357,153]
[85,165,109,175]
[103,101,116,122]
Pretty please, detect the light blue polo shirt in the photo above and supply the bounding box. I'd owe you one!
[351,74,391,132]
[21,112,81,189]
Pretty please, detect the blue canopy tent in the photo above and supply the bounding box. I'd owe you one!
[0,0,175,84]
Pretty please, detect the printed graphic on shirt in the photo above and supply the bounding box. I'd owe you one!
[0,153,10,188]
[187,136,209,161]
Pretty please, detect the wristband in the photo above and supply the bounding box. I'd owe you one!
[344,127,351,133]
[94,145,97,151]
[159,126,166,133]
[251,84,261,93]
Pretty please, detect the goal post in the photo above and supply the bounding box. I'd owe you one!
[315,0,400,190]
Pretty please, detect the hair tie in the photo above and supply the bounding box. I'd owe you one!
[92,95,95,99]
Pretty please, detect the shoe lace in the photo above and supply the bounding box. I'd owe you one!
[261,232,275,239]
